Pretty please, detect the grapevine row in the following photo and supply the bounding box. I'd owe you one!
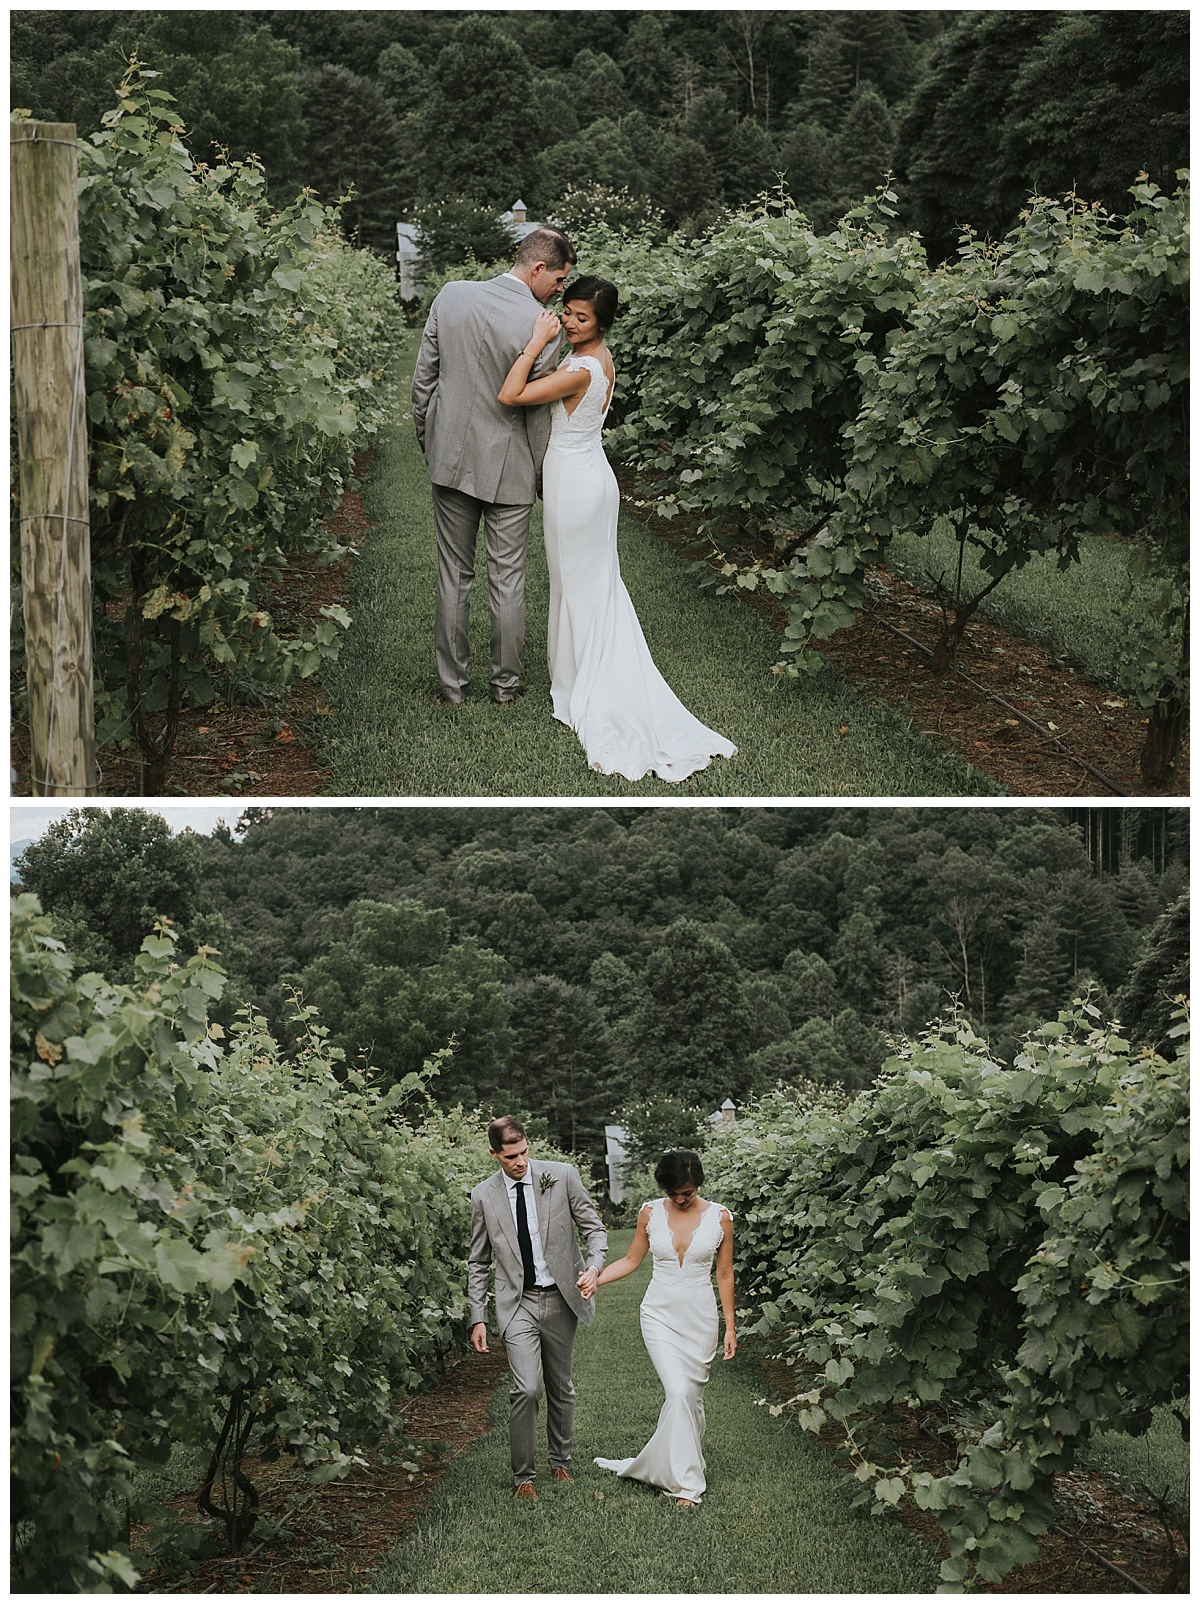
[705,1003,1188,1587]
[14,64,407,787]
[586,176,1188,783]
[10,896,489,1590]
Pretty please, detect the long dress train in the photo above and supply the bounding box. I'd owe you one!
[541,354,737,783]
[594,1197,729,1503]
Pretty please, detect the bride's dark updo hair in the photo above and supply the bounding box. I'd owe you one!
[563,274,619,332]
[655,1149,705,1192]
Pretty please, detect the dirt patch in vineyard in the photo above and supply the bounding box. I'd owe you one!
[133,1345,509,1594]
[752,1348,1187,1594]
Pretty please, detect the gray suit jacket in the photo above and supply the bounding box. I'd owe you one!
[411,274,557,504]
[468,1159,608,1338]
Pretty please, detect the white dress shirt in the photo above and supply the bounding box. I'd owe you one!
[504,1171,554,1287]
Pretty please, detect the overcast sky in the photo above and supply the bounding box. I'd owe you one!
[10,802,246,845]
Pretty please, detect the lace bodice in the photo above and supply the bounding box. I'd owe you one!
[644,1197,728,1282]
[549,353,611,447]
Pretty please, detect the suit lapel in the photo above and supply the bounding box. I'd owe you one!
[490,1168,519,1259]
[531,1162,553,1245]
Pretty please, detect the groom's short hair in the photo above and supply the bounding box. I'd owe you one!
[489,1114,527,1152]
[513,228,576,273]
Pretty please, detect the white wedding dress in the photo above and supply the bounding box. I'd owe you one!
[541,354,737,782]
[594,1197,730,1503]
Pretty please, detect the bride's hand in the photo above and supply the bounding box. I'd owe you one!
[530,309,563,350]
[723,1330,737,1361]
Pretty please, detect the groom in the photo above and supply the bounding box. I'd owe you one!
[468,1115,607,1499]
[412,228,577,705]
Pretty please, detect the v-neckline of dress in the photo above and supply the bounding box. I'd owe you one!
[662,1197,714,1267]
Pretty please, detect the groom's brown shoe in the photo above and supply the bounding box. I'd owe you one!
[550,1467,573,1483]
[514,1483,538,1501]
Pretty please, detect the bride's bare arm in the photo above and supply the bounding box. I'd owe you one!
[498,309,588,407]
[589,1203,652,1290]
[716,1210,737,1359]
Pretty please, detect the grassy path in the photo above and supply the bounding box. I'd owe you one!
[319,349,998,797]
[368,1230,938,1594]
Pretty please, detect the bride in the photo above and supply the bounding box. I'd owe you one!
[583,1149,736,1506]
[498,277,738,783]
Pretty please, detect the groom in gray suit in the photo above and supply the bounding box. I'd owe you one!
[468,1115,607,1499]
[412,228,577,705]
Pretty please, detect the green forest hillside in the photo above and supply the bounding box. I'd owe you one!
[11,9,1188,257]
[14,805,1188,1160]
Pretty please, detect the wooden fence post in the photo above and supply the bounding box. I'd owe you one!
[10,118,97,797]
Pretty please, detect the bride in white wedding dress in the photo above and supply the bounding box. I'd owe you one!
[584,1149,737,1506]
[498,278,737,783]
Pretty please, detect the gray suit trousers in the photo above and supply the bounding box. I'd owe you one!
[504,1286,578,1484]
[432,484,532,700]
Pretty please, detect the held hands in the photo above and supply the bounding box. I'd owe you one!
[576,1267,600,1300]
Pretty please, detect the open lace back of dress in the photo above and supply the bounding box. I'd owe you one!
[560,353,613,418]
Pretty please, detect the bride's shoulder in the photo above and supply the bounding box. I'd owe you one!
[562,352,610,380]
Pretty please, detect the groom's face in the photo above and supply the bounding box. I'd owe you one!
[528,261,571,304]
[493,1137,531,1181]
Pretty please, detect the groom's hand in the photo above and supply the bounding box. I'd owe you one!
[577,1268,599,1300]
[470,1322,489,1354]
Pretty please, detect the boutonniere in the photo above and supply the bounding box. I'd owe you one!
[539,1173,556,1194]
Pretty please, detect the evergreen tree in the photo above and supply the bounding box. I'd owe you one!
[502,976,614,1155]
[569,48,629,125]
[376,41,424,114]
[1007,915,1072,1023]
[840,10,923,104]
[893,10,1055,260]
[1113,893,1190,1059]
[1000,11,1189,220]
[831,1007,887,1088]
[777,120,842,227]
[780,950,843,1024]
[722,117,781,205]
[795,24,853,132]
[408,15,537,205]
[831,908,883,1012]
[837,85,896,201]
[626,920,759,1108]
[617,13,675,120]
[296,64,407,248]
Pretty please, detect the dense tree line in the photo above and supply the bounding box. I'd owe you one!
[15,807,1188,1159]
[11,10,1187,257]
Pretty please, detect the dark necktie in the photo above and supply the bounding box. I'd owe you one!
[515,1181,536,1292]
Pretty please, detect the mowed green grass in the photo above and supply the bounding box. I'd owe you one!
[317,352,998,798]
[367,1228,939,1594]
[886,524,1151,689]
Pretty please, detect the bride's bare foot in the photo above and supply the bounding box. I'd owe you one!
[676,1497,698,1508]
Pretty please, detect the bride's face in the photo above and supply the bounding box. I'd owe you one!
[666,1183,699,1211]
[561,299,601,346]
